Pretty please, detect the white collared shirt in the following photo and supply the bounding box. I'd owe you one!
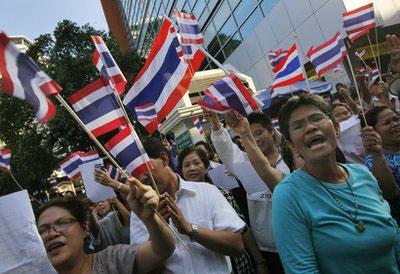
[130,177,246,274]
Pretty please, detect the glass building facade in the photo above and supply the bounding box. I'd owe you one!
[118,0,279,70]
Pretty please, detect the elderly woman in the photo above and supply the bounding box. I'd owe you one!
[177,146,268,274]
[36,178,174,274]
[272,94,400,273]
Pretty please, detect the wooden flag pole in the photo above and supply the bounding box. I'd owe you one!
[292,34,313,93]
[56,93,190,254]
[345,55,368,126]
[374,26,382,76]
[9,172,43,205]
[367,33,383,81]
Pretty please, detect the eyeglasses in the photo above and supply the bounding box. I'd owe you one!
[38,218,77,238]
[289,113,328,134]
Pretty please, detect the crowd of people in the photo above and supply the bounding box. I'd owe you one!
[33,35,400,274]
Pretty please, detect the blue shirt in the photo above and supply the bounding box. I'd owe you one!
[365,152,400,188]
[272,164,400,274]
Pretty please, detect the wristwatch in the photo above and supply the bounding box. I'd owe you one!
[190,224,200,240]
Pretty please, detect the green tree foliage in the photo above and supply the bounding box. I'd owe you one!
[0,20,144,195]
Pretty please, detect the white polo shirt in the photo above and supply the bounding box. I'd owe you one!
[130,177,246,274]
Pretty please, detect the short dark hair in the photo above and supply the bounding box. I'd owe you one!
[141,136,168,159]
[332,102,351,112]
[35,196,89,227]
[363,105,392,129]
[194,141,215,160]
[178,146,210,171]
[247,112,273,132]
[279,94,333,142]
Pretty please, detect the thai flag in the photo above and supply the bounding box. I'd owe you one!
[268,49,288,69]
[200,74,260,117]
[92,35,127,94]
[69,78,127,137]
[272,118,280,131]
[307,32,348,77]
[0,32,61,123]
[123,19,192,134]
[193,117,204,135]
[343,3,376,42]
[371,67,379,78]
[271,44,304,90]
[105,163,122,181]
[333,65,343,73]
[198,92,230,114]
[174,10,204,45]
[59,151,100,180]
[180,44,206,72]
[48,176,58,188]
[0,148,11,173]
[355,50,366,58]
[134,102,158,129]
[104,127,152,177]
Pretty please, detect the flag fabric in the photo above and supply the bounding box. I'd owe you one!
[343,3,376,42]
[173,10,204,45]
[48,176,58,188]
[271,44,304,90]
[272,118,280,131]
[134,102,158,129]
[355,50,366,58]
[59,151,100,180]
[201,74,260,117]
[69,78,127,137]
[123,19,193,134]
[104,127,152,176]
[306,32,348,77]
[333,65,343,73]
[0,148,11,173]
[105,163,123,181]
[179,44,206,72]
[268,49,288,69]
[198,92,230,114]
[0,32,61,123]
[192,116,204,135]
[92,35,127,94]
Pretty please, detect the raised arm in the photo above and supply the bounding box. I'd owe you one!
[362,126,398,199]
[225,112,284,191]
[126,178,175,274]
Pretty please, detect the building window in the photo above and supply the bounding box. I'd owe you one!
[233,0,258,27]
[203,23,217,46]
[239,7,263,39]
[212,1,231,31]
[192,0,206,19]
[223,32,242,58]
[260,0,279,16]
[218,16,238,46]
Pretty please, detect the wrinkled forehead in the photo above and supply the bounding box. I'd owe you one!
[288,105,324,124]
[37,206,73,226]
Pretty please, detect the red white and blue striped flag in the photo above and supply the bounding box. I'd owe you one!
[104,127,152,177]
[0,32,61,123]
[123,19,192,134]
[59,151,100,180]
[134,102,158,131]
[199,74,260,117]
[192,116,204,135]
[271,44,304,91]
[69,78,127,137]
[198,92,230,114]
[307,32,348,77]
[343,3,376,42]
[268,49,288,69]
[92,35,127,94]
[174,10,204,45]
[105,163,123,181]
[0,148,11,173]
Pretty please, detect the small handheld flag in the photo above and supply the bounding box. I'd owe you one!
[343,3,376,42]
[0,149,11,173]
[59,151,100,180]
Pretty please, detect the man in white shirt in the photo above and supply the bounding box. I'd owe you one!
[130,137,246,274]
[207,110,289,274]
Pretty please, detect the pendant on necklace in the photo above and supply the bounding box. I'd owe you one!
[355,220,365,233]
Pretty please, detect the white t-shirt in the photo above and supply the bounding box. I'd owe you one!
[211,127,290,252]
[130,177,246,274]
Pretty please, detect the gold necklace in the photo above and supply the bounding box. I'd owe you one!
[304,165,365,233]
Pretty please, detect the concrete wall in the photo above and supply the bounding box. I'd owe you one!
[224,0,400,91]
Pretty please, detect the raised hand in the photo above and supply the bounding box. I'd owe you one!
[362,126,383,156]
[94,168,113,186]
[127,178,159,223]
[164,193,191,235]
[158,193,171,222]
[203,108,221,131]
[225,111,251,136]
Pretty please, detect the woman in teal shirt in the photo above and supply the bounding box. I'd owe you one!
[272,94,400,273]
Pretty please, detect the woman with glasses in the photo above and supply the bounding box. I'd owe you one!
[272,94,400,273]
[36,178,175,274]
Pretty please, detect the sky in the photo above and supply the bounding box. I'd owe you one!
[0,0,109,41]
